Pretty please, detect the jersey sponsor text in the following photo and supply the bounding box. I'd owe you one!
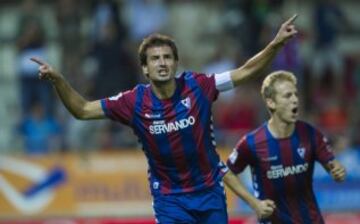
[149,116,196,135]
[267,163,309,179]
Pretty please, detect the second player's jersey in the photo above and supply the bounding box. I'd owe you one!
[227,121,335,224]
[101,71,228,195]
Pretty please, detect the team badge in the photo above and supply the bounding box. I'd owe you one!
[297,147,306,159]
[181,97,191,109]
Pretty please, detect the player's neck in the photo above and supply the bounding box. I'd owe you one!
[268,117,295,139]
[150,79,177,100]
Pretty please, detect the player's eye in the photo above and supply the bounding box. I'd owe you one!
[164,54,173,59]
[150,56,159,61]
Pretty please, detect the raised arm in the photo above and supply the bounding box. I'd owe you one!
[230,14,298,86]
[223,170,276,220]
[30,57,105,120]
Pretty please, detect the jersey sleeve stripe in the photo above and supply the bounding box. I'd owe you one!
[100,99,112,119]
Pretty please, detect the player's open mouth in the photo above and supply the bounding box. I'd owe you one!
[159,68,168,73]
[292,107,298,114]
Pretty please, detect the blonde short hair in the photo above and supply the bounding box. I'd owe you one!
[261,70,297,101]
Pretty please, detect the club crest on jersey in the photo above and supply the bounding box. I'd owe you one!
[297,147,306,159]
[181,97,191,109]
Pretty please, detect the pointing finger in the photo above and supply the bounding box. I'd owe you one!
[284,14,298,25]
[30,57,47,66]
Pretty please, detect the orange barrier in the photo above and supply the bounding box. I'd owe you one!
[0,150,239,219]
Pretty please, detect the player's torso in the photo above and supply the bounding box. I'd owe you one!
[251,125,323,224]
[133,84,211,158]
[132,77,222,186]
[131,77,223,193]
[249,124,314,193]
[255,136,313,186]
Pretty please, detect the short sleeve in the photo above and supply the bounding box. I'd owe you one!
[313,128,335,166]
[226,136,253,174]
[192,72,219,102]
[101,89,136,126]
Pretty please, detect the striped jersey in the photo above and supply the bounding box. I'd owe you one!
[227,121,335,224]
[101,71,228,195]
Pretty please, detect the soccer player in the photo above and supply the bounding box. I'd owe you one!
[31,15,298,224]
[226,70,347,224]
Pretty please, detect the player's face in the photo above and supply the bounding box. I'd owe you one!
[269,80,299,124]
[142,45,178,83]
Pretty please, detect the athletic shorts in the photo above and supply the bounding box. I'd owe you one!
[152,181,228,224]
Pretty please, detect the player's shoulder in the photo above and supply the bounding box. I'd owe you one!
[108,84,149,101]
[134,83,150,91]
[127,83,151,95]
[295,120,317,131]
[296,120,328,139]
[179,71,213,80]
[241,123,268,143]
[250,123,268,136]
[234,124,267,152]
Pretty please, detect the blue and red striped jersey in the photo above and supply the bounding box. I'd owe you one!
[227,121,335,224]
[101,71,228,194]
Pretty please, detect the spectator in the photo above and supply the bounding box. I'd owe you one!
[16,0,53,117]
[81,0,139,149]
[88,19,138,98]
[87,0,137,98]
[19,102,62,155]
[55,0,83,87]
[123,0,168,42]
[311,0,348,100]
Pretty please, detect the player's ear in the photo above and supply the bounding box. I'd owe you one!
[142,66,149,79]
[266,98,276,111]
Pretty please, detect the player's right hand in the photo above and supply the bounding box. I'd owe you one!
[273,14,298,46]
[30,57,62,83]
[254,199,276,220]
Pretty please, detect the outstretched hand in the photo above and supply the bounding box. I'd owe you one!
[30,57,62,83]
[254,199,276,220]
[273,14,298,46]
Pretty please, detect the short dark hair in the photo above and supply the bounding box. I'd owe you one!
[138,33,179,66]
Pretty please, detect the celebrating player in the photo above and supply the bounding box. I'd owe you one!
[226,70,346,223]
[31,15,298,224]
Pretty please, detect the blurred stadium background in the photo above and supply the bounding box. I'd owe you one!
[0,0,359,223]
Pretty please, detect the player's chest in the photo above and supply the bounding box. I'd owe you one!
[254,139,313,178]
[136,96,209,136]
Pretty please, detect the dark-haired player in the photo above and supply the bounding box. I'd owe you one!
[31,16,298,224]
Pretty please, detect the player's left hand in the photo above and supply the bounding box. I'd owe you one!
[273,14,298,46]
[327,160,346,182]
[254,199,276,220]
